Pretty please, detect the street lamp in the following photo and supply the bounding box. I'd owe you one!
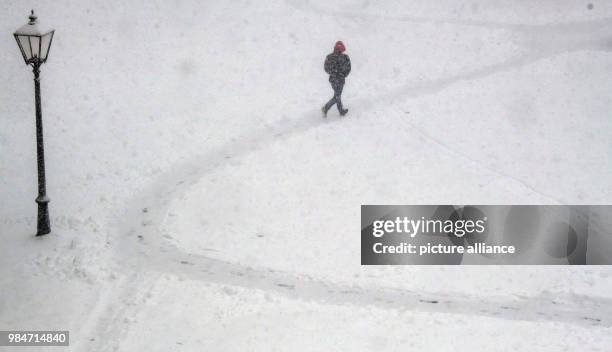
[14,10,55,236]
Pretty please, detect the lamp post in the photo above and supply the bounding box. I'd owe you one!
[14,10,55,236]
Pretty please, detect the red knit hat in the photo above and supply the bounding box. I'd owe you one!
[334,41,346,53]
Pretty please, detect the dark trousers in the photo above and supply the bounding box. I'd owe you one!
[324,78,345,113]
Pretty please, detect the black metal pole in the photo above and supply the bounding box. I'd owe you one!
[33,62,50,236]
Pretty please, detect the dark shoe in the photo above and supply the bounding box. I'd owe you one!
[322,105,328,117]
[340,108,348,116]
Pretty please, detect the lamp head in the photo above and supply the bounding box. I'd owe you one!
[14,10,55,65]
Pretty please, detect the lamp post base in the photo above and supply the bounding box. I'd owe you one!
[36,196,50,236]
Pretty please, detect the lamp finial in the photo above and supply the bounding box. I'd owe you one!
[28,10,37,25]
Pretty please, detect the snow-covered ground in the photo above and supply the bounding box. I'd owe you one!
[1,0,612,351]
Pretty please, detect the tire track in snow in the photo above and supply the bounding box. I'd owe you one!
[287,0,612,33]
[81,9,612,351]
[81,111,332,352]
[95,108,610,351]
[287,0,612,109]
[111,114,612,336]
[289,0,612,201]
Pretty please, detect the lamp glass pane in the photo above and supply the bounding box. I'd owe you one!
[29,36,41,59]
[40,32,53,60]
[17,35,32,60]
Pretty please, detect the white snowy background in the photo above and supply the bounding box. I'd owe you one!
[1,0,612,351]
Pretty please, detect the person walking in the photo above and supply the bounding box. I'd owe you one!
[322,41,351,116]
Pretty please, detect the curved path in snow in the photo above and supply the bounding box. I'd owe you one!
[77,8,612,351]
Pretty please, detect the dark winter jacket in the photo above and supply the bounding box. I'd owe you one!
[324,52,351,81]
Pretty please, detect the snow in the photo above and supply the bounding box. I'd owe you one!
[1,0,612,351]
[118,276,612,351]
